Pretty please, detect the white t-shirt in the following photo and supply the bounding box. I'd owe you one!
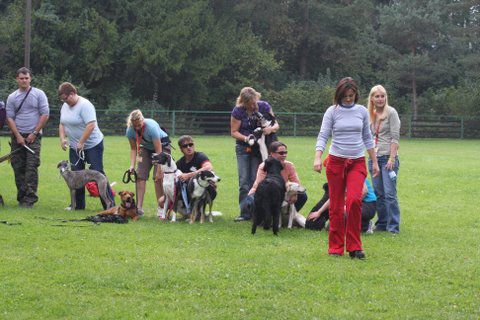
[60,96,103,149]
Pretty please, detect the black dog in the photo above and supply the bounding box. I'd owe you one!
[252,157,286,236]
[305,183,330,231]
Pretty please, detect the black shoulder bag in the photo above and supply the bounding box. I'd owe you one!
[15,87,33,115]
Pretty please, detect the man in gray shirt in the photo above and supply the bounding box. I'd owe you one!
[6,67,49,208]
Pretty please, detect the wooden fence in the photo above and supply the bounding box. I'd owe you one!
[2,109,480,139]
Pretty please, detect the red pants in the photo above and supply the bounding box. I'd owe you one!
[326,155,367,255]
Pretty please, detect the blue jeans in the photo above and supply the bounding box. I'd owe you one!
[235,144,262,210]
[69,140,115,210]
[368,155,400,233]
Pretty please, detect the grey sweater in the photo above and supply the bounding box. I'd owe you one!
[316,104,374,159]
[370,106,400,157]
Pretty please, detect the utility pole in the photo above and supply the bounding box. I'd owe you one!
[24,0,31,68]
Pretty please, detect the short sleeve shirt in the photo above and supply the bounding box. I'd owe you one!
[231,100,272,144]
[125,118,168,151]
[60,97,103,149]
[176,152,210,173]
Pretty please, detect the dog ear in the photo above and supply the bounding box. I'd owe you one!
[119,191,124,196]
[130,192,135,197]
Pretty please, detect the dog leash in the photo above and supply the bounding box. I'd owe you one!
[122,170,137,184]
[122,169,138,215]
[72,148,86,167]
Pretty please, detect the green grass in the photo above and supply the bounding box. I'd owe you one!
[0,136,479,319]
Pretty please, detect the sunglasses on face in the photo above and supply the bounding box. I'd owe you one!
[181,143,194,149]
[275,151,288,155]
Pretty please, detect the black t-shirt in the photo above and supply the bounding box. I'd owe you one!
[176,152,210,173]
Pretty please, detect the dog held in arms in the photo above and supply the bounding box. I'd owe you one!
[151,152,182,222]
[247,111,277,161]
[252,157,286,235]
[57,160,114,210]
[97,190,139,221]
[187,170,221,224]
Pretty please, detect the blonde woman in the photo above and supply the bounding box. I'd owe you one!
[367,85,401,234]
[126,109,169,218]
[230,87,279,221]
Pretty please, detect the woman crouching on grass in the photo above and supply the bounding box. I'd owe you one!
[367,85,401,234]
[126,109,169,218]
[313,77,379,259]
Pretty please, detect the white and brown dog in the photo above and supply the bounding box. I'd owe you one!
[281,182,307,229]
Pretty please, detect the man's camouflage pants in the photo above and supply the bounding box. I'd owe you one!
[10,134,41,206]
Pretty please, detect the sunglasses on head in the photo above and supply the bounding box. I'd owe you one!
[181,143,194,149]
[275,151,288,155]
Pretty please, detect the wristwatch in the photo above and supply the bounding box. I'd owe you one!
[32,130,38,136]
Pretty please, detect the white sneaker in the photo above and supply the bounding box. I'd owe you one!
[137,208,144,216]
[157,206,166,220]
[366,220,374,234]
[64,205,72,211]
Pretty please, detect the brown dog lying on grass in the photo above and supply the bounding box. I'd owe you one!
[98,190,139,221]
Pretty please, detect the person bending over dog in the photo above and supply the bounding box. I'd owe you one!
[239,141,308,222]
[58,82,114,210]
[126,109,170,217]
[231,87,279,222]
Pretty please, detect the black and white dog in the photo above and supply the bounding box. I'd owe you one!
[247,111,277,161]
[187,170,221,224]
[252,157,286,236]
[151,152,182,222]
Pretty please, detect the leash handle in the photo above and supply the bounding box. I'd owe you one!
[122,169,137,184]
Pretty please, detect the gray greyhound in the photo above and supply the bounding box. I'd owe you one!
[57,160,113,210]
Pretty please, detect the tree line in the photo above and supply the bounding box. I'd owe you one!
[0,0,479,117]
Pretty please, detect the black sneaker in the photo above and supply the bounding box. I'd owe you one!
[234,216,250,222]
[349,250,366,260]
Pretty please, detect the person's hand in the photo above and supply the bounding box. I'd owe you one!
[372,161,380,177]
[307,211,320,221]
[60,138,68,151]
[262,126,273,135]
[313,158,322,173]
[16,135,26,146]
[385,159,394,171]
[76,141,84,151]
[129,166,135,173]
[26,133,36,144]
[179,172,190,182]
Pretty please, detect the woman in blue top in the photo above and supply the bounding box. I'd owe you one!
[230,87,279,221]
[58,82,115,210]
[126,109,169,217]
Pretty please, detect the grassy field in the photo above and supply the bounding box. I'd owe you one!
[0,136,478,319]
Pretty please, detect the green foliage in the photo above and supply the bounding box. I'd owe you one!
[0,136,479,319]
[0,0,478,115]
[265,75,336,113]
